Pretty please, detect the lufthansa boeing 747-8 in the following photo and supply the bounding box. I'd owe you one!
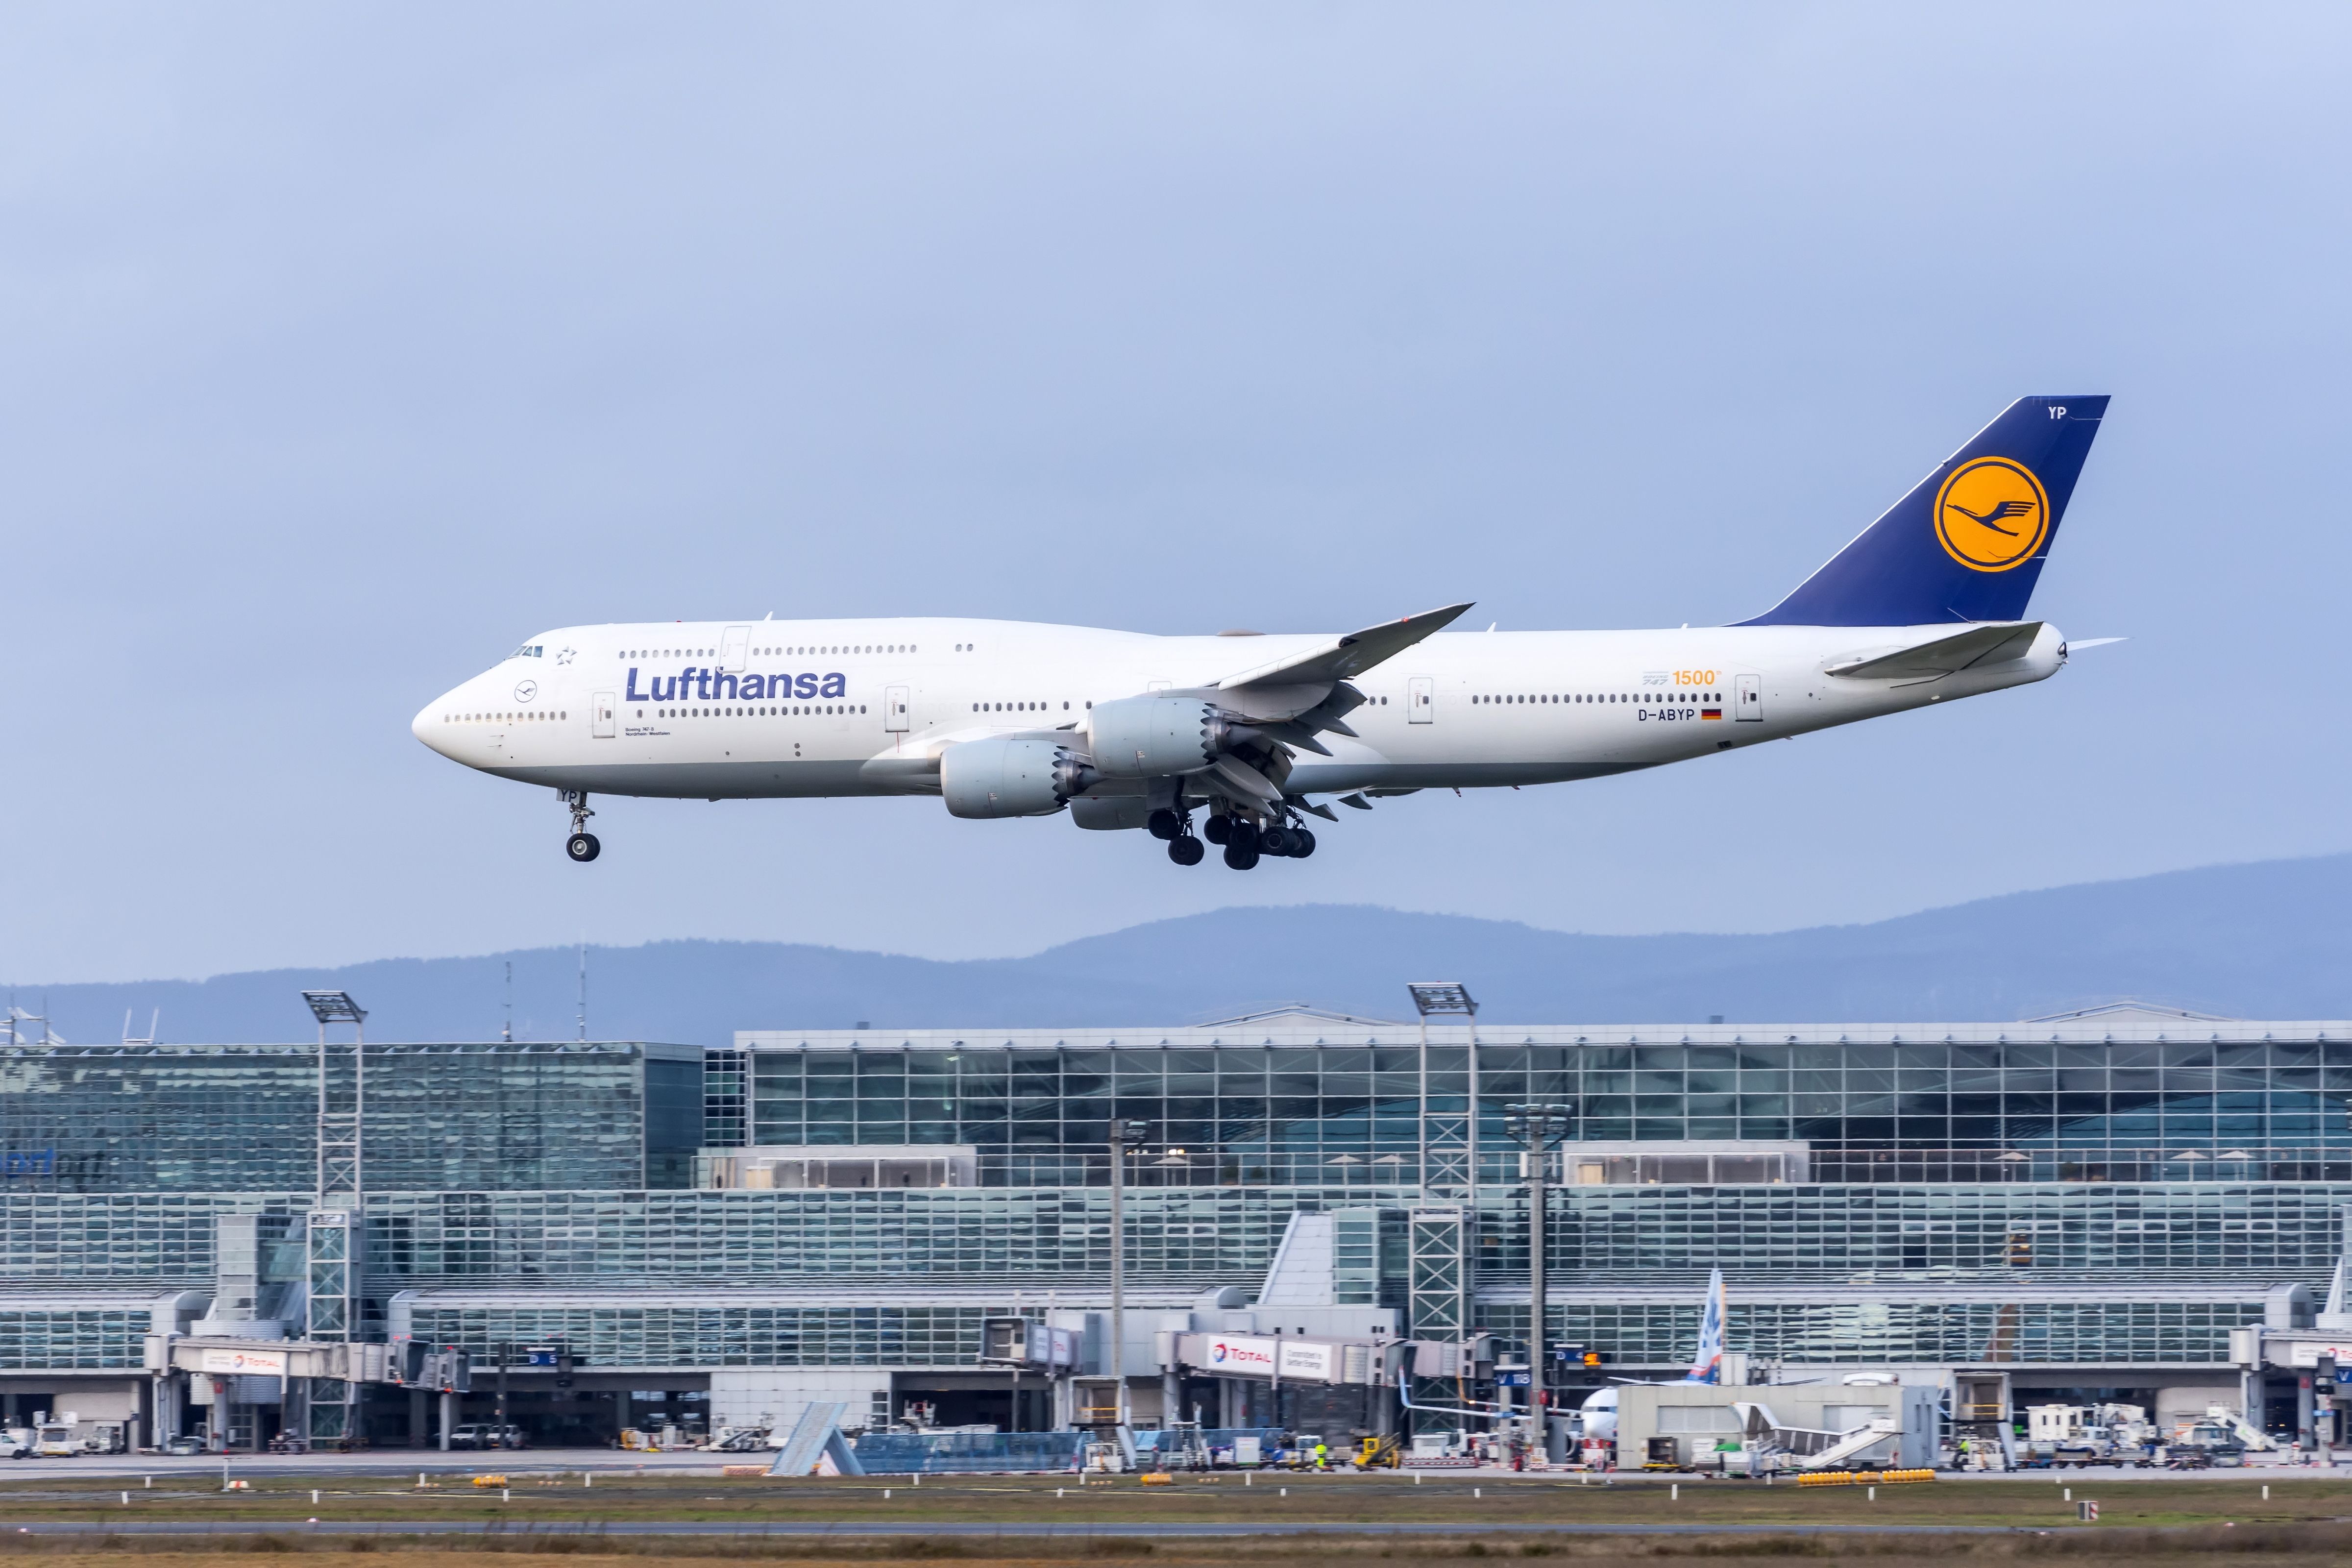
[415,395,2109,868]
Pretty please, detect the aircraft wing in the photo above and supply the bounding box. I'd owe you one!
[1824,621,2041,683]
[1212,602,1473,691]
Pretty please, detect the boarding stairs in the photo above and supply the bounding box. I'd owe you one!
[1731,1402,1899,1470]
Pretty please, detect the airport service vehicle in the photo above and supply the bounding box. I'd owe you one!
[446,1422,525,1450]
[160,1434,205,1456]
[416,397,2110,866]
[0,1427,27,1460]
[2026,1401,2159,1466]
[2184,1405,2278,1453]
[701,1424,776,1452]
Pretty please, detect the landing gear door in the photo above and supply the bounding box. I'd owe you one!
[1735,674,1762,722]
[592,690,617,739]
[883,684,910,734]
[1408,676,1434,724]
[721,625,750,673]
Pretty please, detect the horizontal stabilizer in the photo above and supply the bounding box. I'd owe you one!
[1825,621,2041,682]
[1214,602,1472,691]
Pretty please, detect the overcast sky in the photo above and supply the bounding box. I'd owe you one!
[4,4,2349,984]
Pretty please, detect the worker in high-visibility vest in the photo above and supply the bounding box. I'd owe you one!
[1314,1441,1328,1470]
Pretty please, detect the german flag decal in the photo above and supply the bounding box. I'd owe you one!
[1701,707,1723,720]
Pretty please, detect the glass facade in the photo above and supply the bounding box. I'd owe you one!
[0,1014,2345,1381]
[0,1042,701,1193]
[732,1025,2352,1173]
[1,1184,2342,1293]
[405,1302,1000,1372]
[0,1308,155,1371]
[395,1296,2272,1373]
[1491,1299,2268,1368]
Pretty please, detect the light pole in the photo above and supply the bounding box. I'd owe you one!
[302,989,367,1450]
[1107,1118,1150,1429]
[1503,1102,1575,1455]
[1408,983,1479,1199]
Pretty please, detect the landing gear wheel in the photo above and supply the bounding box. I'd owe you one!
[1147,808,1183,842]
[1202,814,1233,846]
[1259,826,1294,857]
[1222,838,1260,870]
[1289,828,1317,858]
[1168,835,1205,866]
[561,789,599,862]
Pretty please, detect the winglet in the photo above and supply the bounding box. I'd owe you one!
[1214,602,1473,690]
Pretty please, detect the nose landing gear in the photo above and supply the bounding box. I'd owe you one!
[562,791,601,862]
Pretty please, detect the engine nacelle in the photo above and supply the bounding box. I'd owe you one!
[1085,695,1220,779]
[940,735,1098,819]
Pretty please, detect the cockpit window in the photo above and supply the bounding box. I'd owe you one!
[511,644,544,659]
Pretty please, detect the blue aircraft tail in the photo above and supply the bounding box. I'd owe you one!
[1740,395,2108,627]
[1683,1267,1725,1383]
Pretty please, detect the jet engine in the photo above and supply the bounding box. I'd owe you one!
[1085,695,1225,779]
[939,735,1099,819]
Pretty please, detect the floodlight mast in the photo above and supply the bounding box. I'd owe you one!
[301,989,368,1445]
[303,991,367,1205]
[1408,983,1478,1201]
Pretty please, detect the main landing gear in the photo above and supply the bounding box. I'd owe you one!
[1151,807,1208,865]
[1175,811,1315,870]
[562,790,601,862]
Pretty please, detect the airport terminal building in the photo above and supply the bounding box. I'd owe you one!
[0,1003,2348,1449]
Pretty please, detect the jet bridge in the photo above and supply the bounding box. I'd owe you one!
[1170,1331,1403,1386]
[144,1335,392,1383]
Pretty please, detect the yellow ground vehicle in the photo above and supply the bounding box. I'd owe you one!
[1354,1435,1399,1469]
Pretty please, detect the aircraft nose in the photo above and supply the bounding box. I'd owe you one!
[413,692,461,758]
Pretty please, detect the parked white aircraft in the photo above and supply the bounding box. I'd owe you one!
[416,396,2109,867]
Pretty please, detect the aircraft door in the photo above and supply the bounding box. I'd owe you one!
[1408,676,1434,723]
[721,626,750,672]
[884,685,910,733]
[592,690,617,738]
[1735,674,1762,722]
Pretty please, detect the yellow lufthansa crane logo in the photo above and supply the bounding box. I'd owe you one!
[1934,456,2049,572]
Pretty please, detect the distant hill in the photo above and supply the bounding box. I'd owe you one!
[13,854,2351,1046]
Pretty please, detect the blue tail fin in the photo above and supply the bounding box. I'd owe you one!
[1740,395,2108,627]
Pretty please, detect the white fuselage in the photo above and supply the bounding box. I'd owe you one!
[413,617,2067,803]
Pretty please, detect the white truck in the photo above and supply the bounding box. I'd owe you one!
[2025,1402,2158,1466]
